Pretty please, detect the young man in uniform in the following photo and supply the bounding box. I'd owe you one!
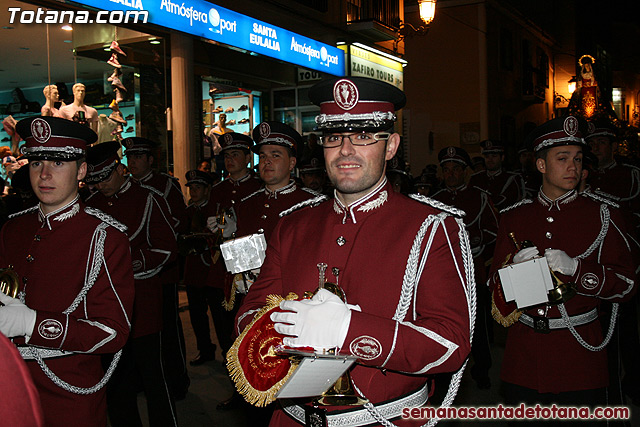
[489,116,636,421]
[85,140,178,426]
[123,136,190,399]
[181,170,219,366]
[0,116,134,426]
[468,139,524,211]
[432,146,499,389]
[235,77,473,426]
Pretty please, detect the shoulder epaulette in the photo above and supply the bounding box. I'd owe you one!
[469,170,484,178]
[582,191,620,208]
[499,198,533,215]
[279,195,329,217]
[470,185,491,195]
[160,172,178,182]
[211,180,225,189]
[138,182,164,198]
[241,188,264,203]
[84,207,128,233]
[300,187,323,197]
[408,193,465,218]
[7,205,39,219]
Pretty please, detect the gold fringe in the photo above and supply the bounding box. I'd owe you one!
[221,277,240,311]
[491,291,522,327]
[226,293,299,407]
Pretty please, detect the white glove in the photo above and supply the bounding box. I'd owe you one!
[545,248,578,276]
[270,289,356,351]
[220,211,237,239]
[206,216,219,233]
[205,212,237,238]
[513,246,539,263]
[0,292,37,339]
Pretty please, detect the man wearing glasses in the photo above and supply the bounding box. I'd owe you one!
[235,77,473,426]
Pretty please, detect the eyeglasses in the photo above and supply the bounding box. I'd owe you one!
[319,132,391,149]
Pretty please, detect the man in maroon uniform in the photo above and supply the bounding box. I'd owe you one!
[432,146,498,389]
[236,77,473,426]
[0,117,134,427]
[201,133,261,363]
[181,170,219,365]
[85,140,178,426]
[468,139,524,211]
[123,136,190,399]
[235,121,323,243]
[586,118,640,405]
[489,116,636,417]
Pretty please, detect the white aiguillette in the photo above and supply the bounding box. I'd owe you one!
[220,233,267,274]
[498,257,554,309]
[274,346,358,399]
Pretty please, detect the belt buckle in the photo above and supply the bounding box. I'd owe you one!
[305,404,328,427]
[532,315,550,334]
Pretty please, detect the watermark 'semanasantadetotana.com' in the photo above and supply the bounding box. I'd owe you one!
[7,7,148,25]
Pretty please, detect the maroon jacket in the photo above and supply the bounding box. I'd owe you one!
[182,199,212,288]
[489,189,636,393]
[86,178,177,337]
[237,181,472,426]
[205,172,262,288]
[589,161,640,231]
[468,169,524,211]
[0,198,134,427]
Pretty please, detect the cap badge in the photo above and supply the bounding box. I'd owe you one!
[124,138,133,149]
[259,122,271,140]
[447,146,456,158]
[188,171,196,180]
[31,118,51,144]
[311,158,319,167]
[563,116,579,136]
[333,79,358,111]
[587,121,595,134]
[223,133,233,145]
[486,140,494,148]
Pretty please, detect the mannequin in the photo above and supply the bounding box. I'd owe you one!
[41,85,64,117]
[58,83,99,132]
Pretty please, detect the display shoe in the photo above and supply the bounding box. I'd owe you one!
[238,104,248,111]
[107,53,121,68]
[110,40,127,56]
[1,137,9,142]
[224,106,234,113]
[238,118,249,124]
[109,99,119,110]
[213,106,223,113]
[107,68,122,82]
[125,127,133,133]
[227,119,236,126]
[110,76,127,92]
[114,88,125,104]
[125,114,134,120]
[109,111,126,124]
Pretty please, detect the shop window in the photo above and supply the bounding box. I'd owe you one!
[274,90,296,109]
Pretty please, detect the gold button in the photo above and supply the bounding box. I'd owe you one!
[545,232,552,239]
[26,255,34,262]
[337,236,346,246]
[546,217,554,223]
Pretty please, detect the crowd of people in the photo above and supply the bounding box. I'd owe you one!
[0,75,638,427]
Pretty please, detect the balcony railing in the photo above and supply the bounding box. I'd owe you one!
[346,0,400,30]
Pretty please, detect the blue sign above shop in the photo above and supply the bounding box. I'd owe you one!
[72,0,345,76]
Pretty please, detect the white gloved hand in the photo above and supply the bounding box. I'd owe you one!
[545,248,578,276]
[0,292,37,339]
[220,211,237,239]
[205,216,219,233]
[513,246,539,263]
[270,289,355,351]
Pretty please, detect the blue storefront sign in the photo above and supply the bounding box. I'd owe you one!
[72,0,345,76]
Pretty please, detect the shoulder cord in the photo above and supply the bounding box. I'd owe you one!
[27,223,123,394]
[354,214,476,427]
[558,302,618,352]
[559,204,617,351]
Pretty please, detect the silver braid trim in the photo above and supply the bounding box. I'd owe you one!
[23,222,123,394]
[84,207,128,233]
[577,204,609,260]
[558,303,617,351]
[315,111,396,128]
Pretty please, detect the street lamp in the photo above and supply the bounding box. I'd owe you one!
[418,0,437,25]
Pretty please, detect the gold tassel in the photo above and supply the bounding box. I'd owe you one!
[491,292,522,327]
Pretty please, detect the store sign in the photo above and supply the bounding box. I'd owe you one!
[339,45,404,89]
[297,68,323,83]
[73,0,345,76]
